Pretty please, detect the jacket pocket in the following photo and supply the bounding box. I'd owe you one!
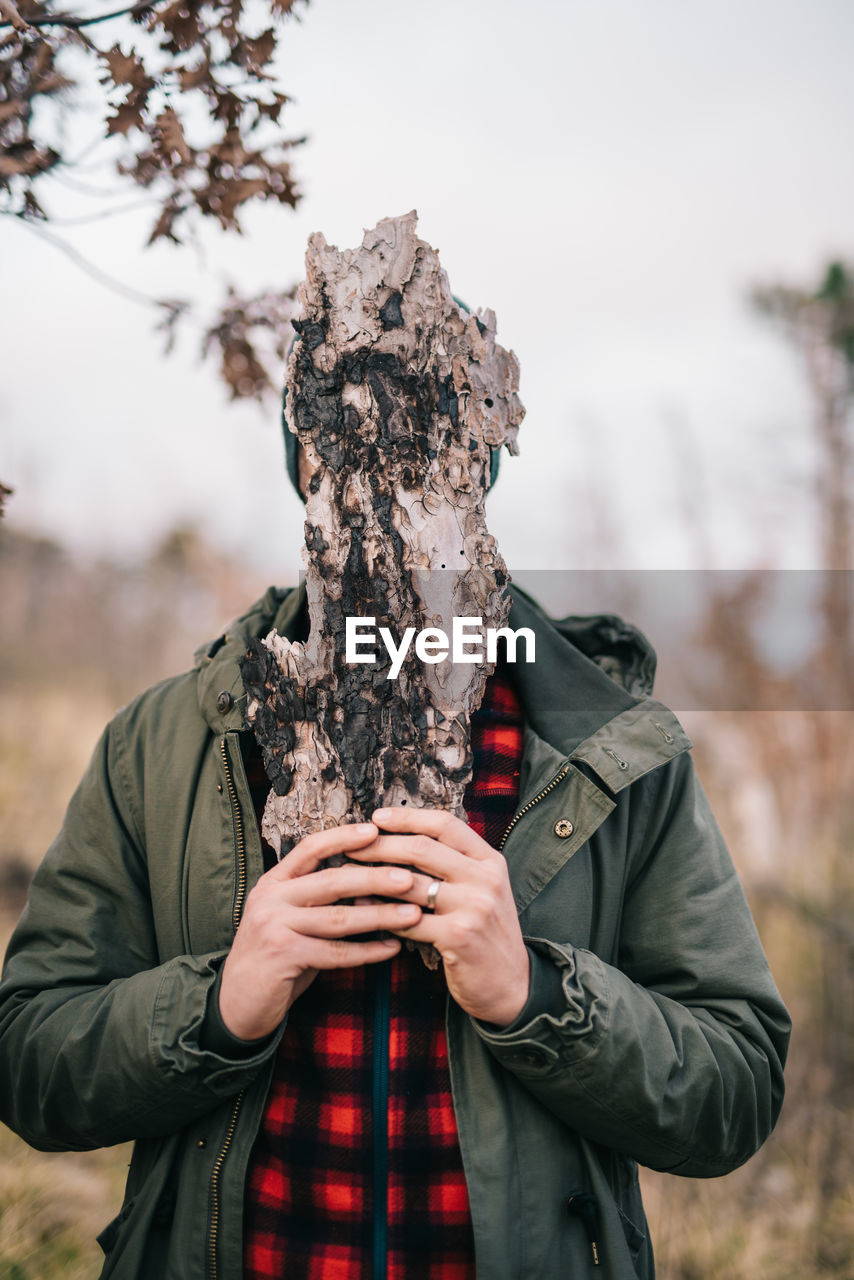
[97,1198,136,1258]
[615,1156,651,1273]
[96,1134,180,1279]
[616,1202,646,1265]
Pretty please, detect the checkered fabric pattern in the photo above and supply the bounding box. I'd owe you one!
[243,670,524,1279]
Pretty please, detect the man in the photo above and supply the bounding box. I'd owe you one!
[0,537,789,1279]
[0,268,789,1275]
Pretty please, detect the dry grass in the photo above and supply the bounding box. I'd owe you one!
[0,1119,130,1280]
[637,710,854,1280]
[0,908,132,1280]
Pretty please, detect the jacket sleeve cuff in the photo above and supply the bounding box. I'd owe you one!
[199,963,277,1060]
[472,937,607,1077]
[475,944,567,1035]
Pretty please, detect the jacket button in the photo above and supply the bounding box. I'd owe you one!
[196,1138,207,1149]
[516,1049,547,1068]
[216,691,233,714]
[554,818,573,838]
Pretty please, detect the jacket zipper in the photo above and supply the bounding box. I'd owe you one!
[364,772,540,1278]
[497,764,570,852]
[221,736,248,933]
[207,736,250,1280]
[372,961,392,1280]
[205,751,568,1277]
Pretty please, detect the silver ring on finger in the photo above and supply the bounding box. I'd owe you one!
[425,879,442,912]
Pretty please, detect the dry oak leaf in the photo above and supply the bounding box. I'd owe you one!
[256,93,290,125]
[107,93,149,136]
[211,89,242,125]
[238,27,276,71]
[218,176,269,220]
[149,0,205,52]
[154,107,192,163]
[178,58,211,91]
[30,70,73,95]
[0,143,58,176]
[148,201,183,245]
[210,127,248,168]
[102,44,151,88]
[221,336,269,398]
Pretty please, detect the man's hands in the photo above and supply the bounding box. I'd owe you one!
[217,822,420,1041]
[218,808,531,1042]
[355,807,531,1028]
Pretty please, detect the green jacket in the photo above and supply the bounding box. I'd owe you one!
[0,585,789,1280]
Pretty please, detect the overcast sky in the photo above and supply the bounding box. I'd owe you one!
[3,0,853,580]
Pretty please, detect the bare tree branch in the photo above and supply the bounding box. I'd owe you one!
[0,1,155,30]
[9,211,177,308]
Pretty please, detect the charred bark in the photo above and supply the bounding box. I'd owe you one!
[241,211,524,903]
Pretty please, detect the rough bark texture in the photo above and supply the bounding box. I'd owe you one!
[241,211,524,878]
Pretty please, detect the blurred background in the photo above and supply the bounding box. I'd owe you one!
[2,0,854,1275]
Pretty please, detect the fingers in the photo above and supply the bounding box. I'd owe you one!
[268,822,379,881]
[300,936,402,969]
[287,899,421,938]
[347,833,471,883]
[372,807,492,859]
[285,862,415,907]
[339,869,458,916]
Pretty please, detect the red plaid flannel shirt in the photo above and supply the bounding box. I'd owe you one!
[244,671,524,1279]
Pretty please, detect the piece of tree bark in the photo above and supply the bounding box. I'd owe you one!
[241,212,524,932]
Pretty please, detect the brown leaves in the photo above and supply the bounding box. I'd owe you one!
[101,43,154,135]
[101,43,147,87]
[218,177,268,221]
[106,96,145,136]
[221,336,270,400]
[0,141,57,175]
[148,0,206,54]
[153,106,191,164]
[0,23,66,196]
[177,57,210,91]
[1,0,310,403]
[256,91,290,125]
[203,286,297,400]
[235,27,275,73]
[4,1,307,232]
[144,286,297,403]
[147,198,184,244]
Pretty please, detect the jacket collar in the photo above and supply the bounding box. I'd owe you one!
[195,585,303,734]
[195,581,690,791]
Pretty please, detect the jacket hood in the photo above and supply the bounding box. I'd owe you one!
[553,613,656,699]
[509,586,657,699]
